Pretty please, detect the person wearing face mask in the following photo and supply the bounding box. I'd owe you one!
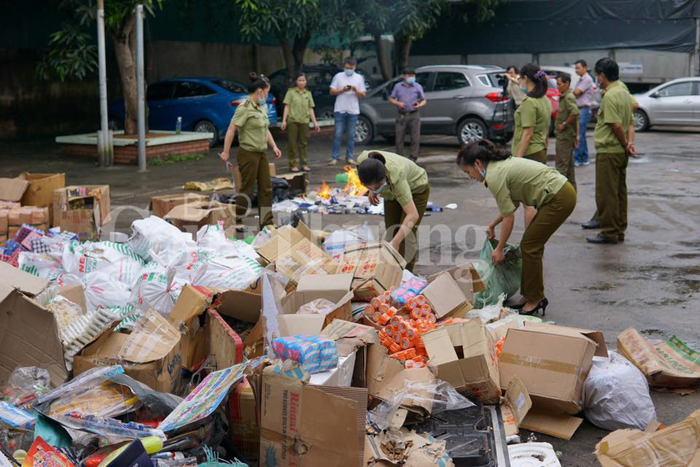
[220,72,282,229]
[357,150,430,272]
[389,67,427,162]
[457,139,576,316]
[329,56,366,165]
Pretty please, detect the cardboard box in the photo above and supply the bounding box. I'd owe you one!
[422,319,501,404]
[259,362,367,467]
[421,271,474,319]
[501,376,533,438]
[429,261,486,299]
[617,326,700,388]
[231,163,276,192]
[59,197,101,241]
[499,324,604,439]
[18,173,65,226]
[0,262,67,386]
[595,409,700,466]
[228,378,260,463]
[257,225,338,281]
[150,193,209,219]
[275,172,307,194]
[165,201,236,234]
[321,319,379,388]
[53,185,110,224]
[73,311,184,394]
[337,242,406,301]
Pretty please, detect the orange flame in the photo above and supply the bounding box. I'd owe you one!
[343,166,368,197]
[316,181,332,200]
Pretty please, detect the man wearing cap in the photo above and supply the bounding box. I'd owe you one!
[389,68,427,162]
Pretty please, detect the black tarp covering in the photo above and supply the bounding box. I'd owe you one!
[412,0,700,55]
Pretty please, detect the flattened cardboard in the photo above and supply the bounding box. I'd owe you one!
[277,314,325,336]
[118,311,180,364]
[296,220,318,246]
[259,365,366,467]
[207,309,244,370]
[0,178,29,202]
[421,272,473,319]
[499,326,597,415]
[422,319,501,404]
[337,242,406,301]
[520,407,583,440]
[150,193,209,219]
[0,261,48,298]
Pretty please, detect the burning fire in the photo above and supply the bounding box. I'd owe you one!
[316,181,332,200]
[343,166,368,197]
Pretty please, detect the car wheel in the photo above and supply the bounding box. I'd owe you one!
[355,115,373,145]
[194,120,219,147]
[634,110,649,132]
[457,118,487,145]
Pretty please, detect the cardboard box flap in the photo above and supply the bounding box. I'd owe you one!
[278,314,325,336]
[422,328,459,366]
[429,262,485,297]
[59,285,87,314]
[215,289,261,324]
[169,285,211,328]
[525,322,608,357]
[421,272,469,318]
[0,262,48,300]
[505,376,532,427]
[207,309,244,370]
[321,320,379,357]
[165,201,222,223]
[296,221,318,246]
[256,225,306,262]
[297,273,354,294]
[0,178,29,202]
[118,310,180,363]
[520,407,584,440]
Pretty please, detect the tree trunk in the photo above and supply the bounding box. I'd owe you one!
[397,35,413,72]
[292,30,312,77]
[112,15,138,135]
[373,31,392,82]
[277,33,295,88]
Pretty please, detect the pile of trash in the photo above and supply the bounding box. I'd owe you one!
[2,212,700,467]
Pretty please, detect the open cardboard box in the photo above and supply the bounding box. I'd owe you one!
[421,271,475,319]
[0,262,67,386]
[321,319,379,389]
[165,200,236,235]
[53,185,111,225]
[150,193,209,219]
[499,322,608,440]
[337,242,406,301]
[421,319,501,404]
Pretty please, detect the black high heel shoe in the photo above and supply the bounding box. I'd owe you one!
[517,298,548,317]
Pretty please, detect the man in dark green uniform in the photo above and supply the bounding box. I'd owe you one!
[586,58,636,245]
[554,73,579,190]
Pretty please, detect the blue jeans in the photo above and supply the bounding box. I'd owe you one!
[575,107,591,164]
[332,112,359,161]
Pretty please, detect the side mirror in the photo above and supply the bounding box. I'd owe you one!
[650,92,659,98]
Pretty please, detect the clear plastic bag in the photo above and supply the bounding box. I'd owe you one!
[296,298,336,316]
[473,239,522,308]
[369,379,475,430]
[48,382,138,419]
[582,351,657,431]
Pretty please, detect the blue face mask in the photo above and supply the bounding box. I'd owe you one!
[478,164,487,180]
[371,181,388,194]
[258,97,266,106]
[519,86,528,93]
[406,77,416,84]
[344,69,355,77]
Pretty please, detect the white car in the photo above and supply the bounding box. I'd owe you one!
[633,77,700,131]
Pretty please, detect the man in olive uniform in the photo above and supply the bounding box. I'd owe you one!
[586,58,636,245]
[554,73,579,190]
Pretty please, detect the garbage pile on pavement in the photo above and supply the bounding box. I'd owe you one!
[2,174,700,467]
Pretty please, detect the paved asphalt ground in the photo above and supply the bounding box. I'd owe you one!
[2,126,700,465]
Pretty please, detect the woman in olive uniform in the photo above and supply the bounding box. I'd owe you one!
[221,73,281,228]
[281,73,320,173]
[511,63,553,228]
[457,140,576,315]
[357,150,429,272]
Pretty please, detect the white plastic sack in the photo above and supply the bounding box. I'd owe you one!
[323,224,375,261]
[192,255,262,291]
[61,241,144,285]
[196,224,259,260]
[581,351,657,431]
[18,252,64,281]
[128,216,195,264]
[84,271,132,312]
[129,262,183,318]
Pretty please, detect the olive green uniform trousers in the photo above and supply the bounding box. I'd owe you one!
[383,185,430,272]
[287,122,309,169]
[520,182,577,300]
[595,152,628,241]
[555,137,577,190]
[236,148,274,228]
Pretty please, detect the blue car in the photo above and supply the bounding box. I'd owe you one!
[108,77,278,146]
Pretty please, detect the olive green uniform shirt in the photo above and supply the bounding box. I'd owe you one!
[283,88,315,124]
[357,150,429,206]
[594,80,633,153]
[231,98,269,152]
[511,96,552,156]
[485,157,568,217]
[555,90,580,141]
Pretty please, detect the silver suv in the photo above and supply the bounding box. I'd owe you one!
[355,65,514,146]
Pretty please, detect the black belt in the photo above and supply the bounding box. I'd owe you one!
[578,105,590,108]
[399,110,419,115]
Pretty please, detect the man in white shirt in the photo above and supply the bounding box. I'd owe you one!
[329,56,366,165]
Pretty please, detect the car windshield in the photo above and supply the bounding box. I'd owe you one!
[213,80,247,94]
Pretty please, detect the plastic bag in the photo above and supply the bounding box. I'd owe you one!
[48,382,138,419]
[38,366,125,405]
[323,224,375,261]
[129,262,183,318]
[127,216,195,264]
[17,251,64,281]
[466,294,507,323]
[1,367,51,408]
[191,255,262,292]
[473,239,522,308]
[369,379,474,431]
[84,271,132,312]
[61,241,144,285]
[581,351,657,431]
[0,401,36,430]
[296,298,336,316]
